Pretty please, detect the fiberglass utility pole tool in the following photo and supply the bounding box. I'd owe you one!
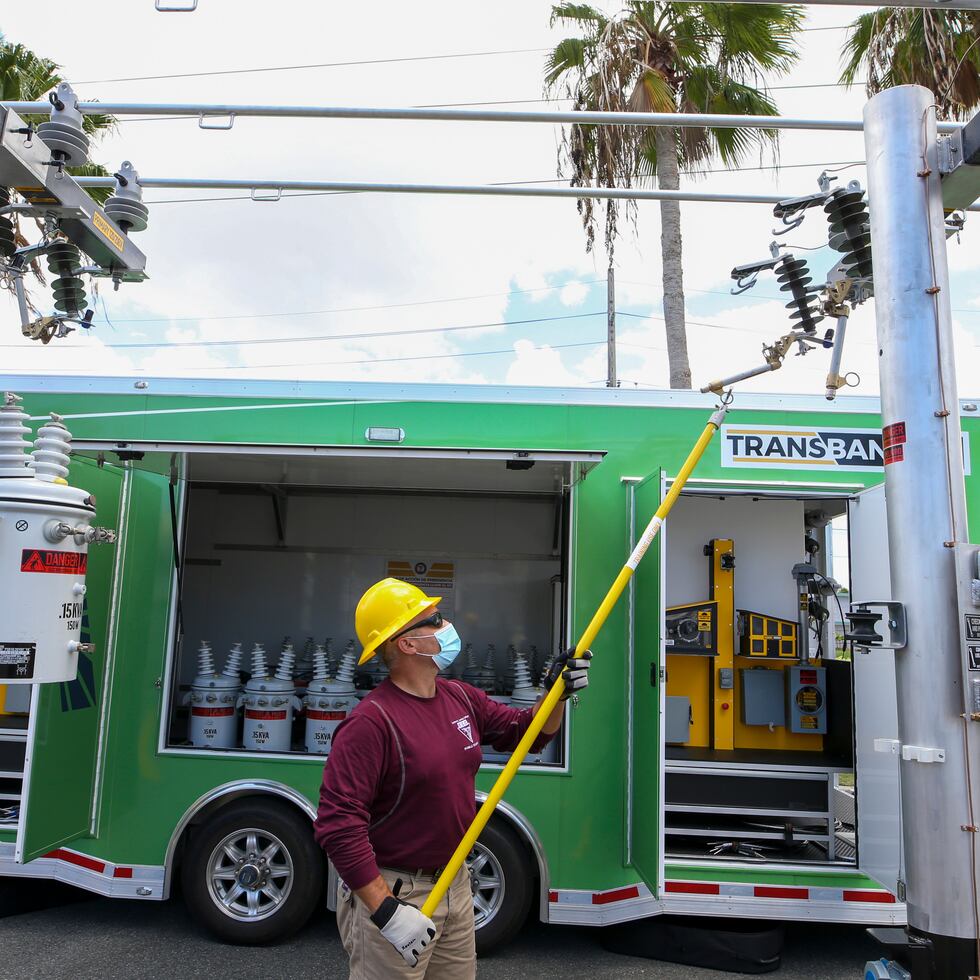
[700,173,878,401]
[0,82,149,343]
[420,395,733,919]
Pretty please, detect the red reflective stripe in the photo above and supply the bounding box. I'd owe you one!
[191,707,235,717]
[245,710,287,720]
[44,849,106,874]
[665,881,721,895]
[592,885,640,905]
[113,867,133,879]
[843,889,897,904]
[754,886,808,900]
[548,890,558,903]
[306,710,346,721]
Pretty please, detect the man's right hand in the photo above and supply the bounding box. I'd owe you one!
[369,895,436,967]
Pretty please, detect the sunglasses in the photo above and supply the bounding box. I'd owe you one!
[390,610,444,643]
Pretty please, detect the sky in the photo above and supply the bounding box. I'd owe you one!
[1,0,978,397]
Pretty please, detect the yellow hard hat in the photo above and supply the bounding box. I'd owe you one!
[355,577,441,665]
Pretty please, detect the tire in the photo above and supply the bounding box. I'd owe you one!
[181,797,324,945]
[469,818,534,956]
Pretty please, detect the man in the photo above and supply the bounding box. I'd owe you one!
[314,577,591,979]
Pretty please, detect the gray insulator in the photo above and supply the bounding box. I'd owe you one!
[824,187,873,282]
[46,243,87,316]
[36,121,90,168]
[104,198,149,234]
[0,188,15,258]
[775,255,823,333]
[104,163,149,233]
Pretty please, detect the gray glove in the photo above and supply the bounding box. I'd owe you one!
[543,647,592,699]
[370,895,436,966]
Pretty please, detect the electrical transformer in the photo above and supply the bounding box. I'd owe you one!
[0,393,114,684]
[239,644,301,752]
[183,641,242,748]
[303,643,357,755]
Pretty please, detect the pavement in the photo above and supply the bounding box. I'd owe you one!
[0,887,879,979]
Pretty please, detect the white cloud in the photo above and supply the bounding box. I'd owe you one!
[505,339,584,386]
[558,280,589,306]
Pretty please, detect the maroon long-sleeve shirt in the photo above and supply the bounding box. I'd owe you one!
[313,677,553,890]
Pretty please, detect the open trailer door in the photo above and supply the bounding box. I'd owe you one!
[848,482,902,893]
[15,461,127,863]
[626,468,664,897]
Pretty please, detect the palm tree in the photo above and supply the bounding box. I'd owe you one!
[546,2,804,389]
[841,9,980,120]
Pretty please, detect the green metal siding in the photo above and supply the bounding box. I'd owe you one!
[14,389,976,898]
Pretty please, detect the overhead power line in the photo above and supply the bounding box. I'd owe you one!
[76,26,852,87]
[159,339,607,372]
[75,48,551,86]
[39,310,607,351]
[86,277,607,324]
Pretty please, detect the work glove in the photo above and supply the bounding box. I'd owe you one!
[370,895,436,967]
[543,647,592,699]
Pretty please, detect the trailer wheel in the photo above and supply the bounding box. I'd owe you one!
[181,798,323,945]
[469,819,534,955]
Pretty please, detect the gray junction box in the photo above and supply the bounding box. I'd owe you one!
[740,668,786,727]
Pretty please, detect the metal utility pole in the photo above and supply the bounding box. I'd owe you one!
[606,265,618,388]
[864,84,980,978]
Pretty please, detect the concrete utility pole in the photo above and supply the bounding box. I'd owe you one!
[864,84,980,978]
[606,265,618,388]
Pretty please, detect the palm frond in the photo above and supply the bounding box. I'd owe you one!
[839,7,980,118]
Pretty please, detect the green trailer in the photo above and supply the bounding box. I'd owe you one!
[3,374,966,948]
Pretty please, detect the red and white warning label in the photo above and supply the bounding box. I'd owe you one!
[20,549,87,575]
[882,421,907,465]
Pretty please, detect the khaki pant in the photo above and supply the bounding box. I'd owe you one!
[337,866,476,980]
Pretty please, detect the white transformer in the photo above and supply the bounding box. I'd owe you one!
[240,644,301,753]
[0,393,114,684]
[303,643,358,755]
[182,641,242,748]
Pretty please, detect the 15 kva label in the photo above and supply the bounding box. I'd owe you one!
[20,549,87,575]
[0,642,36,680]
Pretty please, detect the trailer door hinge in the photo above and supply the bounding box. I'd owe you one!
[901,745,945,764]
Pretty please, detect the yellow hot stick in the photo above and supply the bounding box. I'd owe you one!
[421,402,730,918]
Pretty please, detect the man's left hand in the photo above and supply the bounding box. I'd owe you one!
[544,648,592,699]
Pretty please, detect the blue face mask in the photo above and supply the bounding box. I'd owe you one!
[416,622,462,670]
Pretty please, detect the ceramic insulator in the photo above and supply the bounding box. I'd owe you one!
[251,644,268,679]
[512,651,533,690]
[30,414,72,483]
[336,645,357,685]
[0,394,31,478]
[275,646,296,682]
[197,641,215,676]
[222,643,242,678]
[312,645,330,682]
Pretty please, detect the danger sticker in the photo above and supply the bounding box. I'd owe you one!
[306,709,347,721]
[20,549,88,575]
[882,422,907,449]
[883,444,905,466]
[0,642,35,680]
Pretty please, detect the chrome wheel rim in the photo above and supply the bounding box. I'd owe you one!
[206,827,294,921]
[466,842,505,929]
